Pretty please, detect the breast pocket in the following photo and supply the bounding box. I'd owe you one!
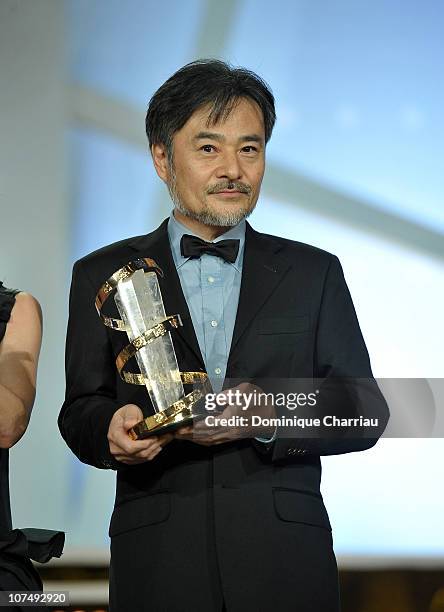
[109,491,171,537]
[272,487,331,531]
[257,315,310,335]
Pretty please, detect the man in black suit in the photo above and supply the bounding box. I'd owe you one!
[59,60,389,612]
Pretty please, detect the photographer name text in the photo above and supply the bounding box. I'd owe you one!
[204,415,379,429]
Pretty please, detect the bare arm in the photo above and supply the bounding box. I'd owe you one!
[0,292,42,448]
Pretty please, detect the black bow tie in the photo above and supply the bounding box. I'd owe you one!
[180,234,240,264]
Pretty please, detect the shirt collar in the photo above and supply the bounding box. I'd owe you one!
[167,211,245,272]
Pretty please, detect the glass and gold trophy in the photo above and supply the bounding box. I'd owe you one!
[95,258,210,439]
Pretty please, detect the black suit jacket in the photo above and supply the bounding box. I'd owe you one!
[59,219,389,612]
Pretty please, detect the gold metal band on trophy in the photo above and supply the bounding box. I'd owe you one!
[115,315,183,384]
[95,258,163,331]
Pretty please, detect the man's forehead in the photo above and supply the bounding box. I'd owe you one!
[186,98,265,132]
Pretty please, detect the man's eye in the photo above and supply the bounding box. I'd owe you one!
[242,146,258,153]
[201,144,215,153]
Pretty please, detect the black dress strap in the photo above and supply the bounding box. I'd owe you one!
[0,282,20,343]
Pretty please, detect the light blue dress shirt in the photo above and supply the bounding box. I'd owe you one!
[167,212,244,393]
[167,212,275,444]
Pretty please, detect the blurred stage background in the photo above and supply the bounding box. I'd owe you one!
[1,0,444,610]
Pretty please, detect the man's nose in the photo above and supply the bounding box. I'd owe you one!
[215,151,242,180]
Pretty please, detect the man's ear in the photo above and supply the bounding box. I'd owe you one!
[151,143,170,182]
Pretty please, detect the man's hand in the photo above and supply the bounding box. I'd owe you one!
[175,382,276,446]
[108,404,173,464]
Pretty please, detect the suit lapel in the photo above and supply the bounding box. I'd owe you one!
[128,219,205,369]
[229,223,291,360]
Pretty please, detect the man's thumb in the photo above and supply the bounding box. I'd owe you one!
[123,404,143,428]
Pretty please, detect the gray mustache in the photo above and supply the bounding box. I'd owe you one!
[207,181,251,195]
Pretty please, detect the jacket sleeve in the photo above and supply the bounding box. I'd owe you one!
[58,260,123,470]
[254,255,389,461]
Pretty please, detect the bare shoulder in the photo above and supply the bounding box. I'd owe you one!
[1,292,42,355]
[10,292,42,326]
[13,291,42,312]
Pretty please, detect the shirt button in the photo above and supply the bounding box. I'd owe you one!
[214,367,222,375]
[211,320,218,327]
[207,276,215,283]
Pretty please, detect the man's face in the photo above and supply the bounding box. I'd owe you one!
[155,97,266,228]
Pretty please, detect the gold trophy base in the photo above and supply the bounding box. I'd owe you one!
[128,385,208,440]
[128,406,201,439]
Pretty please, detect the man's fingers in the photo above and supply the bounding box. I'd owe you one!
[109,430,173,463]
[137,443,161,459]
[175,429,191,439]
[112,447,161,464]
[115,455,149,465]
[175,422,245,445]
[109,434,160,456]
[121,404,144,424]
[116,443,162,463]
[157,432,174,446]
[123,415,144,430]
